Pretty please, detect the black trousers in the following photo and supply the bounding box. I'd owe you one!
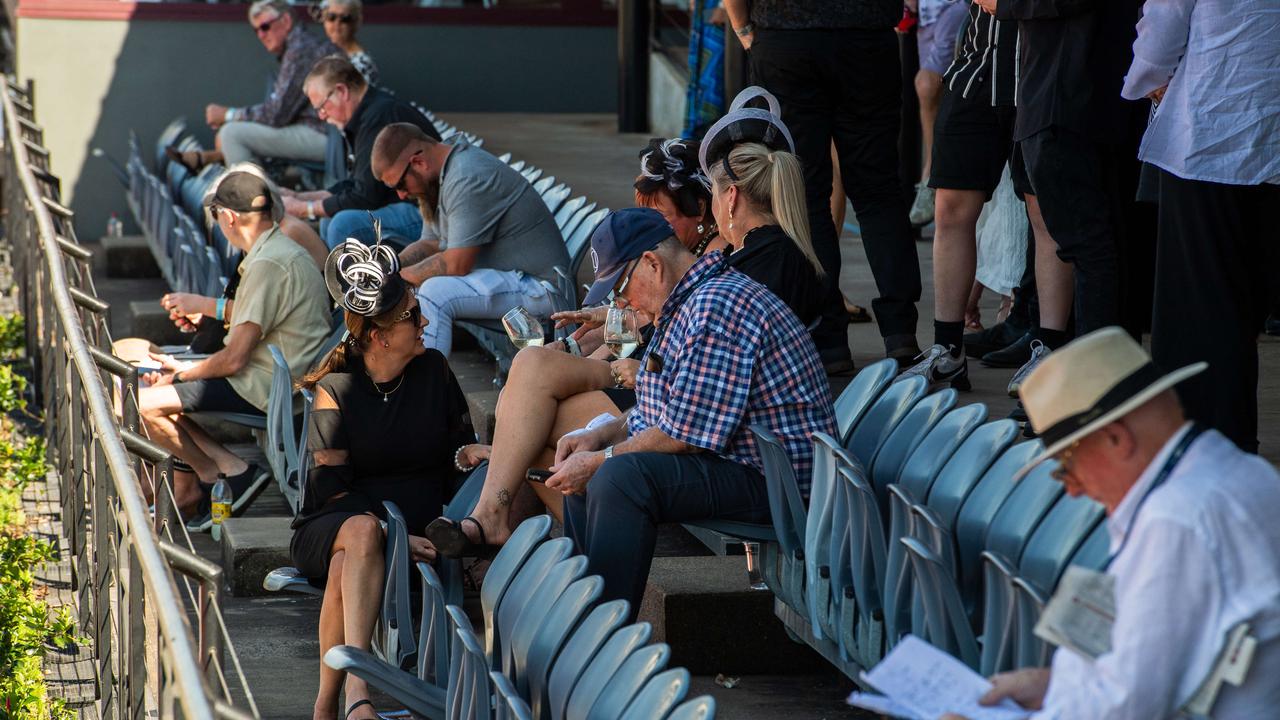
[750,27,922,353]
[1151,170,1279,454]
[1019,126,1124,335]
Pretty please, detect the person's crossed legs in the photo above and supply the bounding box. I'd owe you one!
[415,269,557,357]
[314,514,385,720]
[562,452,769,620]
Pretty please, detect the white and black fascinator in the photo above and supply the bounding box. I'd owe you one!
[323,217,408,318]
[698,86,796,180]
[639,138,711,194]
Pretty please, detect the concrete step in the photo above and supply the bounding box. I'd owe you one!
[98,234,160,279]
[638,555,830,676]
[220,516,295,598]
[128,299,190,345]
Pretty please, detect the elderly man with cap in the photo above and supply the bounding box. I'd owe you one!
[369,122,569,357]
[944,327,1280,719]
[139,169,332,523]
[543,208,832,617]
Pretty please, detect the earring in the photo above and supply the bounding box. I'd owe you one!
[696,223,705,234]
[728,209,734,232]
[383,342,390,348]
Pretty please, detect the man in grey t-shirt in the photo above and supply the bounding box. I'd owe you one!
[370,123,569,356]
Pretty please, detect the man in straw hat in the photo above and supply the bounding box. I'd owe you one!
[944,327,1280,719]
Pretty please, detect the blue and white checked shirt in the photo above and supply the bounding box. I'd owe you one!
[627,252,836,496]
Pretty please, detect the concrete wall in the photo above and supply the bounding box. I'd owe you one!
[648,50,686,140]
[15,16,616,240]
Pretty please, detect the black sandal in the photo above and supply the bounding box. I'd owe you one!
[424,516,500,560]
[164,146,205,173]
[345,699,378,719]
[846,303,873,324]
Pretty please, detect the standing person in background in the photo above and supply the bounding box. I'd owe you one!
[316,0,379,85]
[171,0,338,171]
[684,0,727,138]
[1122,0,1280,453]
[724,0,923,373]
[906,0,968,228]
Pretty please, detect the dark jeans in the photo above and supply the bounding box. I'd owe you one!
[563,452,769,620]
[750,27,922,352]
[1019,126,1123,335]
[1151,170,1279,454]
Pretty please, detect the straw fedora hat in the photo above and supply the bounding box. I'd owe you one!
[1016,327,1206,479]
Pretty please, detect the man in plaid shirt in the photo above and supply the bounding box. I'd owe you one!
[548,209,835,616]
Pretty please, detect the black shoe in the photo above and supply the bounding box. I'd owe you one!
[1266,315,1280,337]
[964,317,1030,359]
[884,334,922,370]
[981,332,1036,369]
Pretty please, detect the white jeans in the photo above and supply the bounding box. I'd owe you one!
[217,121,327,165]
[416,269,556,356]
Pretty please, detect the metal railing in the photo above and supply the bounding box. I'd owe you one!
[2,77,257,719]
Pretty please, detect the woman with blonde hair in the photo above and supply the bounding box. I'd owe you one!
[708,141,825,327]
[316,0,378,84]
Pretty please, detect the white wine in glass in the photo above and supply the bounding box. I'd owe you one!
[604,307,640,358]
[502,306,544,349]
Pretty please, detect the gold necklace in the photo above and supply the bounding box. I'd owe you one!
[366,370,405,403]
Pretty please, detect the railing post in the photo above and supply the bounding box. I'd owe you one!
[160,541,225,687]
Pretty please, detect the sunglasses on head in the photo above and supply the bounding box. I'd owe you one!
[324,12,355,23]
[394,149,424,192]
[254,14,283,34]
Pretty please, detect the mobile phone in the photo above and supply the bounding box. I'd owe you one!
[525,469,554,484]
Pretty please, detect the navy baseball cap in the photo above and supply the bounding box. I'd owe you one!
[582,208,675,306]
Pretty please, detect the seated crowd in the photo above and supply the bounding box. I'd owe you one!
[128,2,1280,718]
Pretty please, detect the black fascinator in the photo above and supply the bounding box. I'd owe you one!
[323,217,409,318]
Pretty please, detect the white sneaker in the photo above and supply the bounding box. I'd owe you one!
[1007,339,1051,398]
[909,182,936,227]
[896,343,970,392]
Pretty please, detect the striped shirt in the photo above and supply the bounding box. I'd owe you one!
[942,2,1020,107]
[628,252,836,496]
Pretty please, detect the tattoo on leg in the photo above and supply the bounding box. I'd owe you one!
[496,488,512,508]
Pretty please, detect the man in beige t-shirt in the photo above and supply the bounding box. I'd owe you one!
[139,170,330,521]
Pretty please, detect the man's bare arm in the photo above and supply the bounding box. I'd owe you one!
[398,238,441,267]
[401,246,481,286]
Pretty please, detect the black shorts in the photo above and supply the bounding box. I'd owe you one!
[928,87,1018,200]
[173,377,263,416]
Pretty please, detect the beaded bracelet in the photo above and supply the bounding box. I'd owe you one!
[454,445,471,472]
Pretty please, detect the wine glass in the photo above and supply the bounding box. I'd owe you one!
[502,306,544,349]
[603,307,640,359]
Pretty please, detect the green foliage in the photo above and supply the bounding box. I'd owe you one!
[0,314,23,360]
[0,419,76,720]
[0,364,26,415]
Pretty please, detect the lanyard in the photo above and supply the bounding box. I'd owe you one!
[1103,423,1204,570]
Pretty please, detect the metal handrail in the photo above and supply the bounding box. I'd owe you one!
[2,78,219,717]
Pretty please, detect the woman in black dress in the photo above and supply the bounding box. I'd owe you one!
[291,239,487,720]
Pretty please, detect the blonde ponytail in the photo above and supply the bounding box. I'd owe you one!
[708,142,825,278]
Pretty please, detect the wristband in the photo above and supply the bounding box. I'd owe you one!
[735,22,754,37]
[227,107,237,122]
[306,201,317,221]
[564,336,581,357]
[215,297,227,321]
[174,370,184,384]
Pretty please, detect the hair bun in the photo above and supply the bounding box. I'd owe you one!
[324,238,407,317]
[639,138,711,193]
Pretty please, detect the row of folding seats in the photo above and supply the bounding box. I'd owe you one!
[324,513,715,720]
[724,359,1104,682]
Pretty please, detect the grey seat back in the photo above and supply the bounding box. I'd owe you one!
[868,388,958,491]
[951,440,1043,593]
[481,516,554,661]
[846,375,928,470]
[833,358,898,441]
[585,644,671,720]
[564,624,654,720]
[493,538,576,668]
[888,403,988,507]
[668,696,716,720]
[502,554,588,677]
[526,580,609,720]
[618,668,692,720]
[547,601,634,720]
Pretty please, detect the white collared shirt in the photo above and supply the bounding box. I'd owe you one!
[1035,424,1280,719]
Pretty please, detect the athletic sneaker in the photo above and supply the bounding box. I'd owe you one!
[1006,339,1051,398]
[908,182,936,227]
[896,343,971,391]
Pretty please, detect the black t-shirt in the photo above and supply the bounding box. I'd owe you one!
[293,350,475,533]
[726,224,824,328]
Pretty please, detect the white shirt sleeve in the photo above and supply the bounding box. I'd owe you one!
[1122,0,1197,99]
[1035,517,1222,719]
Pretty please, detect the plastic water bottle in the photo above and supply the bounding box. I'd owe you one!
[106,213,123,239]
[211,473,232,541]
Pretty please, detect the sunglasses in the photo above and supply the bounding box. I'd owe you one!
[394,149,424,192]
[1049,439,1081,482]
[324,12,355,23]
[392,304,422,326]
[614,258,641,299]
[254,14,283,34]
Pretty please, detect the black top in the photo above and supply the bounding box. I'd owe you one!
[751,0,900,30]
[995,0,1143,142]
[292,350,475,533]
[943,3,1020,108]
[726,225,824,327]
[321,86,443,216]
